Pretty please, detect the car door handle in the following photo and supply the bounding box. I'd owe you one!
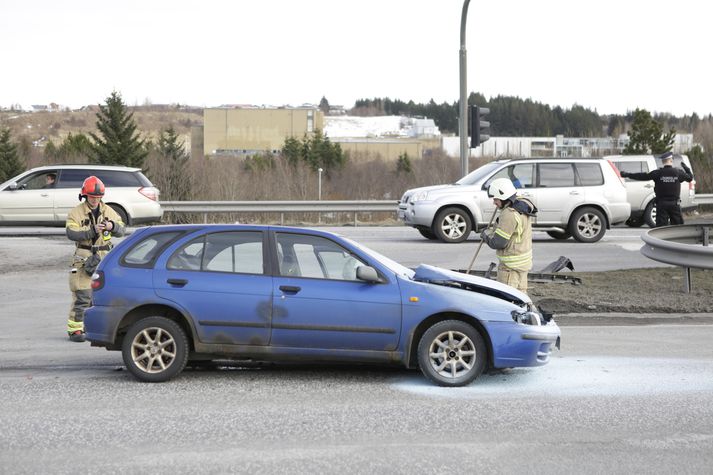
[645,184,653,188]
[167,278,188,286]
[41,193,49,197]
[279,285,301,294]
[569,191,580,195]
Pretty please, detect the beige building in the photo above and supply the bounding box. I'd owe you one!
[334,138,424,161]
[203,106,324,157]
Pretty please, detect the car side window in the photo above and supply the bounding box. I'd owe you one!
[56,169,90,188]
[574,163,604,186]
[538,163,575,187]
[613,161,646,174]
[276,233,367,281]
[167,231,264,274]
[10,172,57,191]
[483,164,534,190]
[122,231,184,267]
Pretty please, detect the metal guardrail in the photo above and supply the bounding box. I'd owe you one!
[694,193,713,205]
[160,200,398,226]
[640,223,713,292]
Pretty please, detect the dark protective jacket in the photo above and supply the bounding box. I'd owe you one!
[625,165,693,202]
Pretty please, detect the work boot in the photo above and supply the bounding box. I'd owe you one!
[69,331,86,343]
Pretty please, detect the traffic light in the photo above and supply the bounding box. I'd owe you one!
[469,105,490,148]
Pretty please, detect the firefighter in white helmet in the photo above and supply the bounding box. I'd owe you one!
[480,178,538,293]
[65,176,125,342]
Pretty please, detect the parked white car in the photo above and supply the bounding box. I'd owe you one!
[607,154,696,227]
[398,157,631,243]
[0,165,162,225]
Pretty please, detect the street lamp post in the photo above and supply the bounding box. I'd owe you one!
[318,168,323,200]
[459,0,471,178]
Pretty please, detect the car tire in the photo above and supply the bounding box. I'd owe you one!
[417,320,486,387]
[569,207,606,243]
[644,201,656,228]
[122,316,189,382]
[418,228,438,240]
[546,230,572,240]
[108,204,130,226]
[433,207,472,243]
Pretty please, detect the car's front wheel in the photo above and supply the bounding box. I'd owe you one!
[418,320,486,387]
[569,207,606,243]
[122,317,189,382]
[433,207,472,243]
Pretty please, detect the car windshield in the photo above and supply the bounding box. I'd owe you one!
[455,162,503,185]
[343,237,415,279]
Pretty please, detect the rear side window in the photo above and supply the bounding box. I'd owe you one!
[167,231,264,275]
[134,171,154,187]
[121,231,184,268]
[57,169,142,188]
[613,161,647,174]
[538,163,575,187]
[575,163,604,186]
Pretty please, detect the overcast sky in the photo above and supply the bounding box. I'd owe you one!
[1,0,710,116]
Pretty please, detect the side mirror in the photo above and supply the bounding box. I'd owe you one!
[356,265,381,283]
[8,182,18,190]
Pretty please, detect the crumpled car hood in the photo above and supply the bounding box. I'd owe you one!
[412,264,530,305]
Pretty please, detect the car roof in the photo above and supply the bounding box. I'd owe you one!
[493,157,611,164]
[134,223,338,236]
[27,164,142,173]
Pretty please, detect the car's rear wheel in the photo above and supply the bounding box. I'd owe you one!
[108,204,130,226]
[122,317,189,382]
[418,320,486,387]
[569,207,606,243]
[418,227,438,240]
[644,201,656,228]
[546,230,571,240]
[433,207,472,243]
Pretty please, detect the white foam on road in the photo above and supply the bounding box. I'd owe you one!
[394,356,713,398]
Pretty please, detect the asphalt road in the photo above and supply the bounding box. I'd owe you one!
[1,324,712,473]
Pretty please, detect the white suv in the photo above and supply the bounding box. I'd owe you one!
[398,158,630,243]
[607,154,695,227]
[0,165,162,225]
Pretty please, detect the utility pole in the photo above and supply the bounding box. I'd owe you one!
[458,0,471,178]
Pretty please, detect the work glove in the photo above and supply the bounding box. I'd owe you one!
[619,171,630,178]
[681,162,691,173]
[480,229,490,244]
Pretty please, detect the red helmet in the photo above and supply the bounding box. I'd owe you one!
[81,176,105,197]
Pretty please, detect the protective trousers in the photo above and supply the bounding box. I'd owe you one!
[497,266,528,293]
[67,261,92,334]
[655,198,683,227]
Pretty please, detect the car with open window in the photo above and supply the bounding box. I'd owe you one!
[0,165,162,225]
[84,224,560,386]
[398,157,630,243]
[607,154,695,227]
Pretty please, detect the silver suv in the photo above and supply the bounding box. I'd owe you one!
[398,158,630,243]
[0,165,162,225]
[607,154,695,227]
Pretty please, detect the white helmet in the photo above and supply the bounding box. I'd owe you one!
[488,178,517,201]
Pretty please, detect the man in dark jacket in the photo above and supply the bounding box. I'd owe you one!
[620,152,693,226]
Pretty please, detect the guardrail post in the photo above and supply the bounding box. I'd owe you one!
[354,212,358,227]
[683,267,692,293]
[280,213,284,225]
[203,212,208,224]
[703,226,710,246]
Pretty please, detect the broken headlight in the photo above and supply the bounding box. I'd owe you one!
[511,309,543,326]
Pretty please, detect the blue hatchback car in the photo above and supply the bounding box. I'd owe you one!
[85,225,560,386]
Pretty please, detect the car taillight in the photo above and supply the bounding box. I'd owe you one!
[690,179,696,192]
[91,270,105,290]
[139,186,159,201]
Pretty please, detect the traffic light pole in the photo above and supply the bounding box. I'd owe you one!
[458,0,471,178]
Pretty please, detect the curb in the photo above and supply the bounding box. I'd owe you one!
[555,312,713,326]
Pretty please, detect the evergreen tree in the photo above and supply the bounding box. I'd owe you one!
[623,108,676,155]
[89,91,148,167]
[0,128,24,182]
[318,96,330,115]
[280,129,345,173]
[156,126,192,201]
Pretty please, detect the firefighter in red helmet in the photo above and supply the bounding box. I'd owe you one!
[65,176,126,342]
